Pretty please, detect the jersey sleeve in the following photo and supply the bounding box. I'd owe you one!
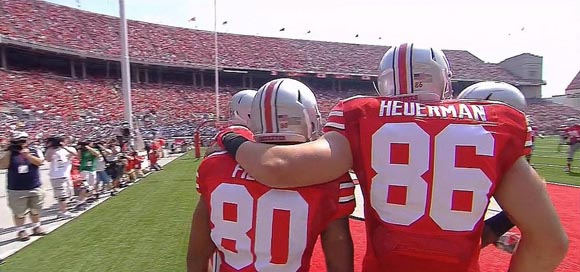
[323,101,347,137]
[195,159,212,195]
[498,106,528,174]
[333,173,356,219]
[523,125,533,156]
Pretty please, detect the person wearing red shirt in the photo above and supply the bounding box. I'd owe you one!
[148,140,163,171]
[219,44,568,272]
[131,151,145,178]
[187,79,355,272]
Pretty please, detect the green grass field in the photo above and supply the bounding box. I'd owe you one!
[1,153,202,272]
[526,136,580,186]
[1,137,578,271]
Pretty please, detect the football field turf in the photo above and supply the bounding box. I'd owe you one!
[1,137,578,271]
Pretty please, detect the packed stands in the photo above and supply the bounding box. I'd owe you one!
[527,99,580,133]
[0,0,525,84]
[0,0,578,139]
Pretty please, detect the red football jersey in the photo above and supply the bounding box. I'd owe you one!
[196,152,355,272]
[565,125,580,145]
[323,96,527,272]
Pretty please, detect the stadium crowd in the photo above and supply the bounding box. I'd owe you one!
[0,1,578,270]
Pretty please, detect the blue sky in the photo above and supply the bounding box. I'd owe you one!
[46,0,580,97]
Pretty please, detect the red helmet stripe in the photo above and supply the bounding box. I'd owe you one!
[262,80,277,133]
[397,43,409,95]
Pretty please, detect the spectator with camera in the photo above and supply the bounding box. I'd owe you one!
[104,139,124,194]
[0,132,46,241]
[94,141,114,196]
[44,135,78,218]
[77,140,100,209]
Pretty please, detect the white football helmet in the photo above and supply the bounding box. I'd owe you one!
[377,43,453,101]
[457,81,527,111]
[229,90,257,126]
[250,78,321,143]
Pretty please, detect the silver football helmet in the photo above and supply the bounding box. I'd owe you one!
[457,81,527,111]
[229,90,257,126]
[250,78,321,143]
[377,43,453,101]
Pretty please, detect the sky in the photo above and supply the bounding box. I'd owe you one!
[46,0,580,98]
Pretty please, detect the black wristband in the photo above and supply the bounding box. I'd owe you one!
[485,211,515,238]
[222,132,249,157]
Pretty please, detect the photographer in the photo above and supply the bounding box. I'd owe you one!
[94,141,114,197]
[115,122,132,151]
[0,132,46,241]
[77,140,100,209]
[44,135,78,218]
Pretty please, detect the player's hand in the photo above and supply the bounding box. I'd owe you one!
[495,232,520,254]
[215,127,254,149]
[20,148,30,155]
[204,143,224,158]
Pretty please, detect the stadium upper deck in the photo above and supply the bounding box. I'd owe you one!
[0,0,540,87]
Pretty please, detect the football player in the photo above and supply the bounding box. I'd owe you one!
[187,79,355,272]
[219,44,568,271]
[457,81,530,252]
[204,90,257,157]
[564,123,580,172]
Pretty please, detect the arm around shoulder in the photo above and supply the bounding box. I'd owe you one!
[235,131,353,188]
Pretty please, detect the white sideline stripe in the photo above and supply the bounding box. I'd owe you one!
[325,122,345,130]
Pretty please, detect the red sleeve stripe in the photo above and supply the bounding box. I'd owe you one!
[324,122,345,130]
[328,110,344,117]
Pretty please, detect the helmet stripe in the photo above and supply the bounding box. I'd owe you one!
[397,43,410,95]
[262,80,277,133]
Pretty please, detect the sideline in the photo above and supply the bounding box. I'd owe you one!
[0,152,186,261]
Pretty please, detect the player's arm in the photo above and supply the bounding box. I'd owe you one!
[186,196,216,272]
[320,216,354,272]
[494,157,568,272]
[481,211,515,248]
[231,131,353,188]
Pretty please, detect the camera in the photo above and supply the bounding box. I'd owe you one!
[78,141,90,151]
[8,140,25,152]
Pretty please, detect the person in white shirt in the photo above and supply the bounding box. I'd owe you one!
[44,136,78,218]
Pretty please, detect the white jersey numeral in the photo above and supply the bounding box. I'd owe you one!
[210,184,308,271]
[370,123,494,231]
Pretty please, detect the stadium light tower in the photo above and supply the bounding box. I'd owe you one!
[213,0,221,120]
[119,0,133,131]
